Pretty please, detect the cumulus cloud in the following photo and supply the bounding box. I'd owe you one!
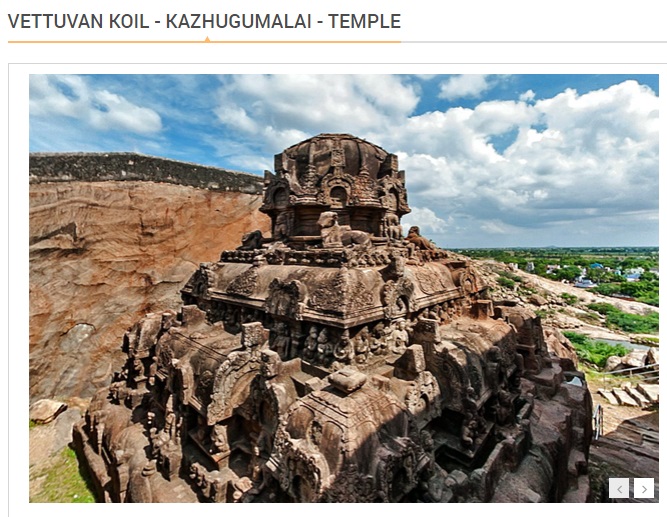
[30,74,162,135]
[519,90,535,102]
[403,81,655,246]
[216,74,418,135]
[402,207,449,234]
[519,89,535,102]
[438,75,493,100]
[210,74,420,170]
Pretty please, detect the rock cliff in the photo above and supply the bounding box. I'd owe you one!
[29,154,268,402]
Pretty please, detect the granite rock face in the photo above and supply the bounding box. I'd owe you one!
[73,135,593,503]
[30,171,268,401]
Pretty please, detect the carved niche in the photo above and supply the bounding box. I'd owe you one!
[317,175,353,207]
[190,264,216,298]
[381,276,417,319]
[264,279,307,320]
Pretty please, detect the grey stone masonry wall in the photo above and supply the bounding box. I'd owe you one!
[29,152,263,194]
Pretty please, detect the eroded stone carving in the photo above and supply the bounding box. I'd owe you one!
[318,211,371,248]
[406,225,437,250]
[75,134,592,503]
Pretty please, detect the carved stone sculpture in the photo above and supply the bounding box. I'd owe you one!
[406,226,437,250]
[318,211,371,248]
[237,229,264,250]
[75,134,592,503]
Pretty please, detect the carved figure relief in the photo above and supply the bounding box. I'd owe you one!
[383,213,403,240]
[265,279,306,320]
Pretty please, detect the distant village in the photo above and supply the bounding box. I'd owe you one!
[454,247,659,306]
[513,262,660,292]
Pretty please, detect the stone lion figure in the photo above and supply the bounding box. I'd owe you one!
[237,229,264,251]
[317,211,371,248]
[406,226,436,250]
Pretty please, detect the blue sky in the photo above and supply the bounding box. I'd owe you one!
[29,74,659,248]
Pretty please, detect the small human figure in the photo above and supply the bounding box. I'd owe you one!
[333,329,354,363]
[272,322,290,359]
[133,357,145,379]
[370,322,385,353]
[274,212,290,241]
[354,327,371,363]
[494,389,513,425]
[384,213,403,241]
[391,319,409,354]
[461,418,478,449]
[211,424,229,455]
[304,325,318,360]
[316,327,333,358]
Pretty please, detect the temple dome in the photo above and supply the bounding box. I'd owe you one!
[262,133,410,240]
[277,133,394,180]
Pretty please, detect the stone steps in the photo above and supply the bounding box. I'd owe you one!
[637,383,659,404]
[625,386,651,407]
[612,387,639,407]
[597,382,659,407]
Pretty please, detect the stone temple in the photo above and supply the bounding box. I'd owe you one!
[74,134,593,503]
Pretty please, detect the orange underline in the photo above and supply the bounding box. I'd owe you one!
[8,39,401,44]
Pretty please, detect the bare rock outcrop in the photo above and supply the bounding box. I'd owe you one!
[604,348,659,373]
[30,178,268,401]
[543,326,578,365]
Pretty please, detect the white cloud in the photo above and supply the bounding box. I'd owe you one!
[480,220,516,235]
[519,89,535,102]
[401,207,449,234]
[215,75,419,140]
[30,74,162,135]
[469,100,537,135]
[210,74,422,169]
[214,105,258,133]
[395,79,657,246]
[438,75,493,100]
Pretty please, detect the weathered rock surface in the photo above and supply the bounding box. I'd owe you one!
[624,385,650,407]
[29,407,82,467]
[528,294,548,307]
[30,180,268,401]
[29,399,68,424]
[30,152,263,194]
[543,325,578,365]
[637,383,659,404]
[604,348,657,373]
[612,388,639,407]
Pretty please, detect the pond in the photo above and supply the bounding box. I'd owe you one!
[596,338,653,351]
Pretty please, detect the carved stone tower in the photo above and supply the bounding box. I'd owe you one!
[261,133,409,243]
